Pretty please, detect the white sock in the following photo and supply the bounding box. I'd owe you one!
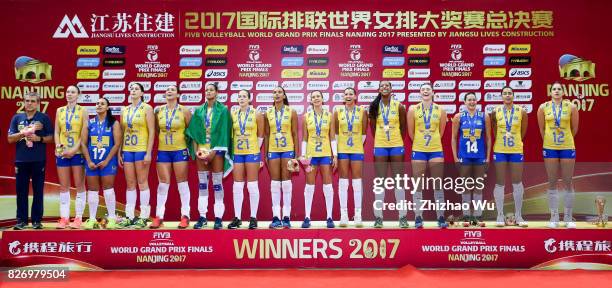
[564,189,575,222]
[473,190,483,217]
[271,181,281,218]
[304,184,315,218]
[281,180,292,218]
[462,192,472,217]
[247,181,260,218]
[374,188,386,218]
[126,189,137,219]
[177,181,190,218]
[59,191,71,218]
[323,184,334,219]
[197,171,209,217]
[212,172,225,218]
[338,178,349,210]
[75,191,86,218]
[433,190,445,218]
[547,189,559,222]
[352,178,362,209]
[233,181,245,219]
[412,191,423,218]
[103,188,116,220]
[493,184,505,217]
[512,183,524,219]
[396,188,407,218]
[87,191,99,219]
[156,183,170,219]
[139,188,151,219]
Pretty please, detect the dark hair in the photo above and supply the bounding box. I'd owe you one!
[131,82,145,102]
[206,83,219,92]
[100,97,116,128]
[550,81,563,91]
[501,86,513,94]
[68,85,81,94]
[239,89,251,99]
[344,87,356,94]
[420,82,433,89]
[464,92,477,101]
[168,84,181,94]
[369,81,392,119]
[275,86,289,105]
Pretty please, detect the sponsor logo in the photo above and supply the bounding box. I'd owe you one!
[77,82,100,92]
[153,93,166,104]
[256,93,274,102]
[306,45,329,55]
[393,93,406,102]
[307,69,329,78]
[204,69,228,79]
[256,81,278,91]
[440,105,457,114]
[513,92,533,102]
[382,69,405,78]
[483,56,506,66]
[205,57,227,66]
[230,81,254,90]
[358,81,380,90]
[358,93,378,102]
[509,80,532,90]
[307,57,329,66]
[180,69,203,79]
[407,45,430,54]
[508,44,531,54]
[281,45,304,54]
[290,105,305,115]
[128,81,151,91]
[459,92,482,102]
[332,92,344,102]
[484,80,506,90]
[205,81,227,90]
[103,46,126,55]
[332,81,355,90]
[484,92,502,101]
[408,57,430,66]
[435,92,456,102]
[458,80,482,90]
[408,92,422,102]
[217,93,228,103]
[104,93,126,103]
[205,45,228,55]
[483,68,506,78]
[408,81,431,90]
[102,58,125,67]
[440,44,475,77]
[509,68,532,78]
[509,56,531,65]
[180,57,203,67]
[281,81,305,91]
[482,44,505,54]
[53,15,89,38]
[76,57,100,68]
[102,69,126,79]
[307,81,329,90]
[390,81,406,90]
[180,45,203,55]
[102,81,125,91]
[433,80,456,90]
[281,69,304,78]
[179,93,203,103]
[558,54,596,81]
[286,93,304,103]
[180,81,203,91]
[407,68,431,78]
[281,57,304,67]
[383,45,404,54]
[77,45,100,55]
[382,57,405,66]
[77,69,100,79]
[77,93,99,104]
[154,81,177,91]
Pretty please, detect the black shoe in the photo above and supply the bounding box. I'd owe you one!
[213,217,223,230]
[193,216,207,229]
[248,217,258,229]
[13,222,27,230]
[227,217,242,229]
[32,222,43,230]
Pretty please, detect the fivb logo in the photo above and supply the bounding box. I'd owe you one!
[433,80,456,90]
[53,15,89,38]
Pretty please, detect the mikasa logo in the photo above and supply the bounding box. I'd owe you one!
[53,15,89,38]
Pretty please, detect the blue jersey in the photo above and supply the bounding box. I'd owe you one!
[458,111,486,159]
[87,117,117,164]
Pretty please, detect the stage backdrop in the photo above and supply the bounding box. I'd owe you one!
[0,0,611,222]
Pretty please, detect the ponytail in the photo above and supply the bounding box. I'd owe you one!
[101,97,116,128]
[368,93,382,120]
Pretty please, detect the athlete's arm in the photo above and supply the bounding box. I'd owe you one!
[153,106,160,134]
[570,103,579,137]
[183,106,192,129]
[485,113,492,162]
[398,104,407,139]
[81,120,94,168]
[490,111,497,139]
[144,106,156,163]
[332,110,339,138]
[439,108,447,138]
[53,109,61,153]
[291,110,299,157]
[263,113,270,165]
[521,109,528,140]
[407,105,415,141]
[361,108,368,143]
[451,113,460,162]
[536,104,545,140]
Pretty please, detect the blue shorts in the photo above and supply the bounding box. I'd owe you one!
[157,149,189,163]
[337,153,364,161]
[310,156,332,166]
[543,149,576,159]
[493,152,524,163]
[412,151,444,161]
[268,151,295,160]
[460,158,486,165]
[123,151,146,163]
[373,147,405,157]
[85,159,118,177]
[56,154,84,167]
[234,153,261,163]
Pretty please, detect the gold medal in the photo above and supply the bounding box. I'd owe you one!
[63,131,70,137]
[383,125,390,132]
[505,131,512,138]
[96,141,103,149]
[423,129,430,135]
[555,126,561,133]
[126,128,132,134]
[469,136,476,142]
[276,132,283,139]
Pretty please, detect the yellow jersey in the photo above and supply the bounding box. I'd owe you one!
[305,110,332,158]
[374,100,404,148]
[57,105,84,154]
[412,102,443,152]
[266,105,294,153]
[157,104,187,151]
[543,100,575,150]
[337,105,364,154]
[493,105,524,153]
[122,102,151,152]
[232,107,259,155]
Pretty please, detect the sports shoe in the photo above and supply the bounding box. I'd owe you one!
[495,215,506,227]
[326,218,335,228]
[13,222,27,230]
[415,216,424,229]
[547,221,559,228]
[32,222,43,230]
[69,217,83,229]
[149,217,163,229]
[117,217,133,228]
[515,216,528,228]
[178,215,189,229]
[269,216,283,229]
[106,218,118,229]
[227,217,242,229]
[566,221,577,229]
[193,216,207,229]
[461,215,471,227]
[57,217,69,229]
[475,216,486,227]
[301,217,311,228]
[399,216,409,228]
[437,216,449,228]
[133,218,149,229]
[248,217,258,229]
[354,211,363,228]
[282,216,291,228]
[373,217,383,228]
[83,218,98,230]
[213,217,223,230]
[339,209,349,227]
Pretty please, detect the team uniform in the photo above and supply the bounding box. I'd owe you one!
[56,105,85,166]
[232,107,260,163]
[85,117,118,177]
[122,102,152,162]
[493,105,524,162]
[336,105,365,161]
[542,100,575,159]
[373,100,404,156]
[412,102,444,161]
[304,110,332,165]
[457,111,486,165]
[156,105,189,163]
[266,105,295,159]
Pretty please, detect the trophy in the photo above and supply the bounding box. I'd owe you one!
[596,196,607,227]
[287,159,300,172]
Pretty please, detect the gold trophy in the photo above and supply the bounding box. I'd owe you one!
[596,196,607,227]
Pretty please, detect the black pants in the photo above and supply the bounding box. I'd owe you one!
[15,161,45,224]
